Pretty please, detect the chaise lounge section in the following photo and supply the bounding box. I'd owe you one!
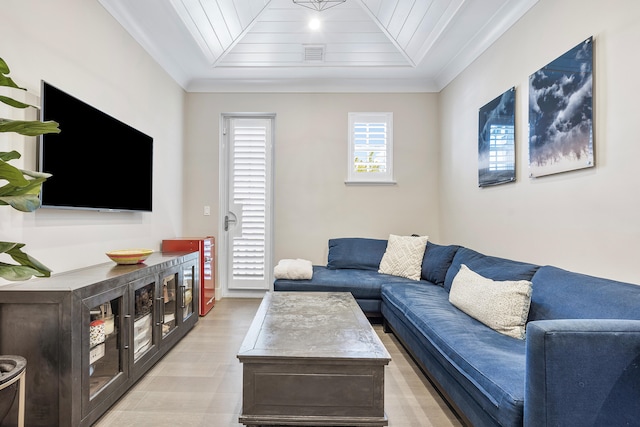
[273,237,640,426]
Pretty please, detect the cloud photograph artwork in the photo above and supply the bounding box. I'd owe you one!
[529,37,593,177]
[478,87,516,187]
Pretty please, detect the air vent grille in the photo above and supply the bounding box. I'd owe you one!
[304,45,325,62]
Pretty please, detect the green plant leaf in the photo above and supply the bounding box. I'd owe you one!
[0,241,51,281]
[21,169,51,179]
[0,264,44,281]
[0,179,45,197]
[0,57,57,281]
[0,119,60,136]
[0,158,30,186]
[0,73,23,90]
[0,176,48,210]
[0,150,21,162]
[0,94,32,109]
[0,158,49,211]
[0,241,20,253]
[0,194,42,212]
[0,166,50,193]
[0,57,9,74]
[0,57,25,90]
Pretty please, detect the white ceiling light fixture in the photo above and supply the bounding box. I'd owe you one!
[292,0,346,12]
[309,18,321,30]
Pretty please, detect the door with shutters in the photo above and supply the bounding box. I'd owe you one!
[220,114,274,292]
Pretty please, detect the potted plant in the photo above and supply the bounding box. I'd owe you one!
[0,57,60,280]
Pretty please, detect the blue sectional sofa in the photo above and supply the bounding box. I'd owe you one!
[273,237,640,427]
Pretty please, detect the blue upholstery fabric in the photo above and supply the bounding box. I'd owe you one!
[421,242,460,285]
[382,282,525,427]
[274,265,422,314]
[382,301,504,426]
[443,247,539,292]
[525,320,640,427]
[528,265,640,321]
[352,298,380,314]
[275,238,640,426]
[326,237,387,271]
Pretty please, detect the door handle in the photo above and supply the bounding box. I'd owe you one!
[123,314,131,350]
[224,212,237,231]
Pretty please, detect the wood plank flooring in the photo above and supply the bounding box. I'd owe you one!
[94,297,463,427]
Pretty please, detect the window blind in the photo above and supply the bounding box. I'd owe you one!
[347,112,393,183]
[353,122,388,173]
[232,125,267,280]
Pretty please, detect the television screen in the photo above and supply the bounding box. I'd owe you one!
[38,81,153,212]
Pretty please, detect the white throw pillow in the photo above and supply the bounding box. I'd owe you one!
[449,264,532,339]
[378,234,429,281]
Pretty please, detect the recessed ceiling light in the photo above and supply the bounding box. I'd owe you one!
[309,18,321,30]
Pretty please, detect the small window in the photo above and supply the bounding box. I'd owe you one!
[347,112,394,184]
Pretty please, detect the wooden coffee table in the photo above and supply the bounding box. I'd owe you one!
[237,292,391,426]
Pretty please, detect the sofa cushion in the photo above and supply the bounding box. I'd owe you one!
[378,234,429,280]
[381,282,526,427]
[421,242,460,285]
[274,265,419,300]
[444,247,539,293]
[449,265,532,339]
[529,265,640,321]
[327,237,388,271]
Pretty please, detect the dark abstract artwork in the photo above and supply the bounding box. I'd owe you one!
[529,37,593,177]
[478,87,515,187]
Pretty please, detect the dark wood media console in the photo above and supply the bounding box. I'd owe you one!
[0,251,199,427]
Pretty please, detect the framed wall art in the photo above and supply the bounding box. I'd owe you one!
[478,87,516,187]
[529,37,593,177]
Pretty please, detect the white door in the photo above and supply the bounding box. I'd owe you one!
[219,114,274,292]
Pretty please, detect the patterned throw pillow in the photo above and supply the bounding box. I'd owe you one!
[378,234,429,280]
[449,264,532,339]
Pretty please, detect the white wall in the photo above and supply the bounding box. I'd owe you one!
[439,0,640,284]
[183,93,441,283]
[1,0,185,279]
[6,0,635,290]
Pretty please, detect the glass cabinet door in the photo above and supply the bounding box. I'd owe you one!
[83,285,128,416]
[133,280,155,361]
[160,271,177,338]
[181,263,196,322]
[88,300,119,397]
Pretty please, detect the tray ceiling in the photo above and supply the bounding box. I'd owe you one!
[98,0,538,92]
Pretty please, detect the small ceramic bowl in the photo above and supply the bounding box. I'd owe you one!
[106,249,153,265]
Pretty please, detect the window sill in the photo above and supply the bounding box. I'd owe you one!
[344,180,397,186]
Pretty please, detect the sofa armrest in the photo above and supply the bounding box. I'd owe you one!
[524,319,640,427]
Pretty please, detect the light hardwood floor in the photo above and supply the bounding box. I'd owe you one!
[94,297,463,427]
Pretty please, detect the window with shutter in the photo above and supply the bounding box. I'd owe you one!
[347,112,394,184]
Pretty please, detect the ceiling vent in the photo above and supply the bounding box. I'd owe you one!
[303,45,325,62]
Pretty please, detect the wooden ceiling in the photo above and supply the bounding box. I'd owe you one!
[98,0,538,92]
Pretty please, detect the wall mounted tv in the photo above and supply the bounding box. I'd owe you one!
[38,81,153,212]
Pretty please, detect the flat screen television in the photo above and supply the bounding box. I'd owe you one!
[38,81,153,212]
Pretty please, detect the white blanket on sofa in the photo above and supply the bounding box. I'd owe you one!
[274,258,313,280]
